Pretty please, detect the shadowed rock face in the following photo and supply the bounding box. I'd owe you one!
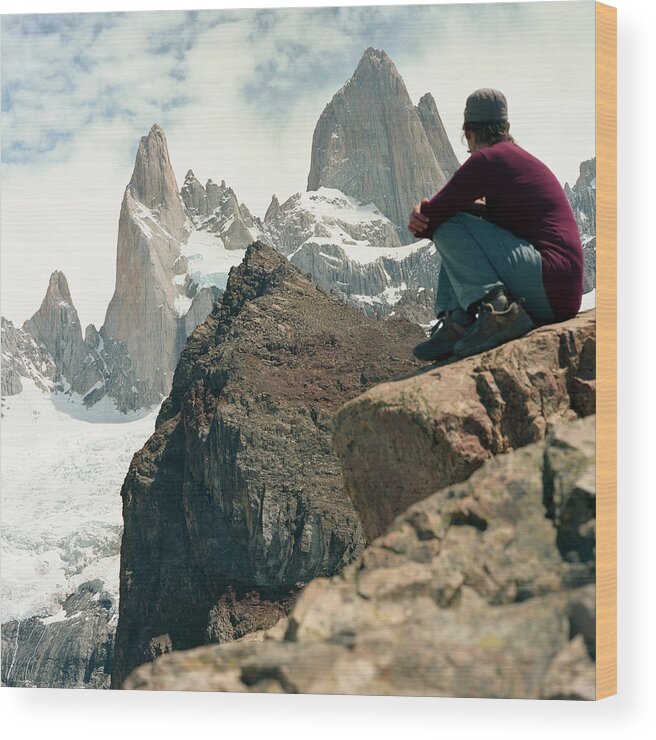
[124,415,596,699]
[289,241,439,316]
[1,316,58,397]
[1,580,115,689]
[112,241,424,688]
[334,310,596,541]
[307,48,450,241]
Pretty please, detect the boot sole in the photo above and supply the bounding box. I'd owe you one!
[454,313,534,358]
[412,343,456,362]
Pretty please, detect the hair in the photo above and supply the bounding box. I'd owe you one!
[461,120,515,148]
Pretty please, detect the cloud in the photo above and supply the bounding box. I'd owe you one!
[238,5,413,119]
[1,3,595,328]
[0,10,224,166]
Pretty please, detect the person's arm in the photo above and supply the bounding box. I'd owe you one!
[458,198,486,218]
[411,151,491,239]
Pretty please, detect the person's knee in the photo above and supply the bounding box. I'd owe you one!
[440,211,471,227]
[432,212,470,249]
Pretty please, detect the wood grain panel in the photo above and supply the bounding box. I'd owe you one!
[595,0,617,701]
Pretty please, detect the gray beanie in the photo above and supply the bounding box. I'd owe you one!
[464,88,508,123]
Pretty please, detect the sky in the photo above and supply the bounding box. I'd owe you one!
[0,1,595,329]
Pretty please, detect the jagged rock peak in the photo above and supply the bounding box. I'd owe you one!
[40,270,74,308]
[307,47,448,241]
[102,123,190,400]
[354,47,396,75]
[184,169,197,182]
[346,47,407,100]
[416,92,460,179]
[128,123,181,214]
[574,157,596,189]
[218,241,290,317]
[28,271,79,328]
[25,270,88,392]
[264,194,280,222]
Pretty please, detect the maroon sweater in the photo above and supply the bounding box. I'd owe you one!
[419,141,584,320]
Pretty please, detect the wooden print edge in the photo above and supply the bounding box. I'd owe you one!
[595,0,617,701]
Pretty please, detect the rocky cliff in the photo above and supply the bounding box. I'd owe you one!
[25,271,89,392]
[1,316,58,398]
[289,241,439,316]
[122,309,596,696]
[102,124,192,398]
[307,48,450,240]
[125,414,596,699]
[565,157,596,293]
[1,580,116,689]
[111,241,423,687]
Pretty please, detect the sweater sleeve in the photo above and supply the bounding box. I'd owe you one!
[416,150,491,239]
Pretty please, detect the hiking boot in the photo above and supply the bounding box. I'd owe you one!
[454,289,534,358]
[413,309,474,362]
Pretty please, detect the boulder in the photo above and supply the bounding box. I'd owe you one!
[334,310,596,540]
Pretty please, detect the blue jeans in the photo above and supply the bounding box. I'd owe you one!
[432,212,555,324]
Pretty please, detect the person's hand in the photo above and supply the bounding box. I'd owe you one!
[408,199,430,236]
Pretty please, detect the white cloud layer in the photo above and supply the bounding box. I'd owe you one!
[1,1,595,328]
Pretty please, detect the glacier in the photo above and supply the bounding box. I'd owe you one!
[1,379,158,625]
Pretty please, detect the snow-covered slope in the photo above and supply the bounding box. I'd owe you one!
[1,380,157,624]
[261,187,439,318]
[264,187,402,256]
[179,226,247,293]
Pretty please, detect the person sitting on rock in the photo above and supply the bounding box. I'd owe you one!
[408,88,584,361]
